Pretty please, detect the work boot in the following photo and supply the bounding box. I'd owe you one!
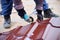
[44,9,59,18]
[37,14,43,21]
[4,15,11,28]
[17,8,34,23]
[23,14,34,23]
[37,10,43,21]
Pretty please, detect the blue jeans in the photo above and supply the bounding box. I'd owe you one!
[1,0,48,16]
[43,0,48,10]
[1,0,13,16]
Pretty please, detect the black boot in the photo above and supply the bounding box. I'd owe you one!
[36,10,43,21]
[44,9,58,18]
[4,15,11,28]
[17,8,34,23]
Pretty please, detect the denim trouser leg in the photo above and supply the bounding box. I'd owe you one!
[1,0,13,16]
[43,0,49,10]
[34,0,43,10]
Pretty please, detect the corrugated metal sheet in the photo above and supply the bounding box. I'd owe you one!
[0,18,60,40]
